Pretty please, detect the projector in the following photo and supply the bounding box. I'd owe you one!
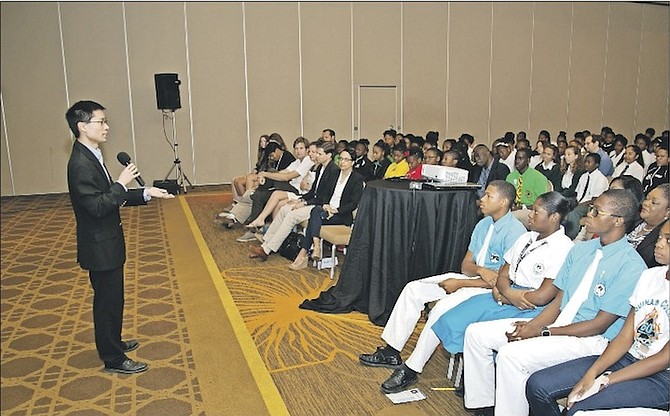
[422,165,469,184]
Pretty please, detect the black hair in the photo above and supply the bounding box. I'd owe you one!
[586,152,601,166]
[425,147,443,162]
[426,131,439,144]
[517,138,531,148]
[383,129,397,138]
[408,148,424,160]
[374,140,391,156]
[392,143,406,154]
[635,133,651,150]
[65,100,106,138]
[536,191,572,222]
[489,180,517,210]
[459,133,475,145]
[614,134,628,147]
[539,130,551,141]
[600,188,641,231]
[590,134,603,146]
[317,141,335,155]
[645,127,656,137]
[322,128,336,138]
[601,126,613,135]
[516,147,532,160]
[265,141,283,154]
[624,145,645,168]
[610,175,645,208]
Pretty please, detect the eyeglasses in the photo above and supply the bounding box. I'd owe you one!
[588,204,622,218]
[87,119,108,125]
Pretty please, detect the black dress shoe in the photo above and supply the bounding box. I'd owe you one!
[380,365,418,394]
[359,346,403,369]
[454,384,464,398]
[123,339,139,353]
[472,407,494,416]
[104,359,148,374]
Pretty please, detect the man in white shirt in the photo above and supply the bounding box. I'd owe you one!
[564,153,610,239]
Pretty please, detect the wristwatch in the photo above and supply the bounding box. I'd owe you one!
[540,326,551,337]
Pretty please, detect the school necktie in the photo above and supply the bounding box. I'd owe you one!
[516,176,523,205]
[553,249,603,327]
[621,165,629,175]
[579,174,591,202]
[475,224,495,266]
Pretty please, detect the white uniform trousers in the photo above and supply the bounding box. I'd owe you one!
[380,273,490,373]
[230,189,253,223]
[463,318,609,415]
[261,204,314,253]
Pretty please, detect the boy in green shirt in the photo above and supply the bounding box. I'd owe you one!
[506,148,549,209]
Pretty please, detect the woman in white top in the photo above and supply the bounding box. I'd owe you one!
[526,220,670,416]
[608,135,627,167]
[611,145,645,183]
[559,145,586,199]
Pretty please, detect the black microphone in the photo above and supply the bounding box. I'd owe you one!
[116,152,145,187]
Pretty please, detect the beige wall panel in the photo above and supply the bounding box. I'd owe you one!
[352,2,401,137]
[402,2,448,137]
[245,2,301,146]
[567,3,609,134]
[300,3,353,141]
[602,3,643,138]
[0,3,68,195]
[448,2,492,145]
[636,4,669,133]
[60,3,133,181]
[124,3,192,186]
[186,3,248,183]
[530,3,572,140]
[1,98,12,195]
[490,3,533,140]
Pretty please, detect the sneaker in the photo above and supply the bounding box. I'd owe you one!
[255,232,264,242]
[236,231,257,242]
[359,346,403,369]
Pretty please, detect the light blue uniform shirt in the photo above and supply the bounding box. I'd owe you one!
[554,236,646,341]
[467,211,527,272]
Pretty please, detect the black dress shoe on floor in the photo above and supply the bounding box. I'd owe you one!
[472,407,494,416]
[380,365,418,394]
[123,339,139,353]
[359,346,403,369]
[104,359,148,374]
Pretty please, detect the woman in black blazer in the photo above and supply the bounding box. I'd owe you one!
[290,149,365,270]
[627,184,669,267]
[558,145,585,200]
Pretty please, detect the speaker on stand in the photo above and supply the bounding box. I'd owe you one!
[154,73,192,194]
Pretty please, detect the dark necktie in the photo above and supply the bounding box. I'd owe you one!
[579,174,590,202]
[621,165,629,175]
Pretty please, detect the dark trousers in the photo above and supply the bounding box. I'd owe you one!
[302,206,348,249]
[248,180,299,224]
[526,353,670,416]
[89,267,127,366]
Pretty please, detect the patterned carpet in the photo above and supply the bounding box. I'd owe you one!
[1,188,469,415]
[1,193,205,415]
[184,192,469,416]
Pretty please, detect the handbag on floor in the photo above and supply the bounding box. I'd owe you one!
[278,232,302,261]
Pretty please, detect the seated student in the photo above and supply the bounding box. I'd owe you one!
[289,149,365,270]
[358,181,526,394]
[442,149,461,168]
[642,140,668,195]
[462,189,646,416]
[526,220,670,416]
[352,139,374,181]
[609,135,628,167]
[405,148,424,179]
[626,184,669,268]
[334,139,349,165]
[423,147,443,166]
[222,139,310,228]
[496,141,516,174]
[559,145,586,199]
[248,142,338,261]
[442,138,456,153]
[564,153,610,239]
[384,144,410,178]
[469,144,510,200]
[507,148,551,226]
[230,134,269,209]
[432,192,574,356]
[535,144,562,191]
[612,145,645,183]
[370,140,392,180]
[220,138,297,228]
[243,138,317,232]
[634,134,656,172]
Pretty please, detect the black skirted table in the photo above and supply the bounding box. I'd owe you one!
[300,179,479,326]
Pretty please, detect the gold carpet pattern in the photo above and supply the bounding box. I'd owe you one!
[185,192,468,416]
[1,194,205,416]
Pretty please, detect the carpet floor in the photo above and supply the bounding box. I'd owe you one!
[1,187,469,415]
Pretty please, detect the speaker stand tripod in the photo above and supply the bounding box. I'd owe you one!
[162,110,192,193]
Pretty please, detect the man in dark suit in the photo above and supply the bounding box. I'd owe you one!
[65,100,174,374]
[469,144,510,201]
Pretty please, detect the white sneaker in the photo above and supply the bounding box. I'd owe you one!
[236,231,257,242]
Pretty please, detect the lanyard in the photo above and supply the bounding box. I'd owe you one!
[513,237,548,276]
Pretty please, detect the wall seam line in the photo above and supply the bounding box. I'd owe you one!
[183,2,196,183]
[566,3,574,133]
[57,2,70,112]
[297,2,304,137]
[121,2,138,162]
[1,92,16,195]
[601,3,611,128]
[488,3,494,143]
[633,5,644,133]
[242,2,252,172]
[528,2,535,133]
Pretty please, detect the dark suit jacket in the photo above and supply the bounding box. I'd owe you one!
[324,170,365,226]
[558,169,585,199]
[67,140,145,272]
[371,158,392,180]
[303,161,339,206]
[468,159,510,188]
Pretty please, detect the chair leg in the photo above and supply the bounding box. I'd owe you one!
[330,243,336,279]
[454,354,464,388]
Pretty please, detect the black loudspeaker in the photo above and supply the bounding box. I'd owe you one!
[153,179,180,195]
[154,73,181,110]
